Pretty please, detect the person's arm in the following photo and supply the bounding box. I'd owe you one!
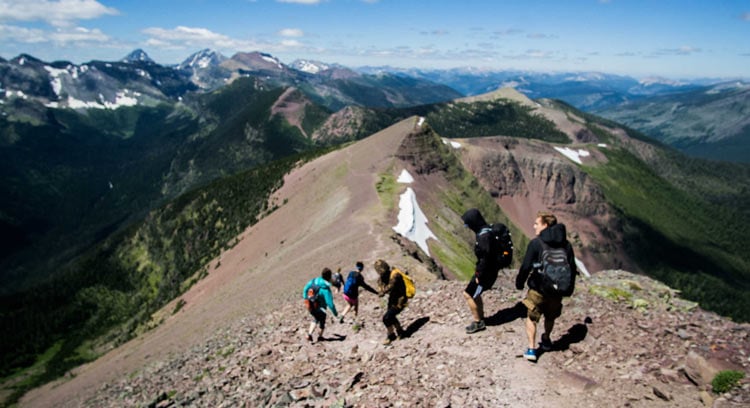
[565,243,578,296]
[515,240,539,289]
[380,270,398,295]
[359,275,378,295]
[322,286,338,317]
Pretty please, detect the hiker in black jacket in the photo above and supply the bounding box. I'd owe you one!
[515,211,577,362]
[461,208,501,334]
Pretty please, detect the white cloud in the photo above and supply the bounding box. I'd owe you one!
[280,39,302,47]
[0,0,118,27]
[142,25,314,54]
[49,26,108,43]
[0,24,46,43]
[0,23,108,45]
[142,25,253,50]
[143,26,231,43]
[278,28,304,37]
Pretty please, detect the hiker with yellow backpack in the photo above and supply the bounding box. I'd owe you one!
[374,259,415,345]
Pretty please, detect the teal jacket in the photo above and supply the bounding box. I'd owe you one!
[302,277,338,317]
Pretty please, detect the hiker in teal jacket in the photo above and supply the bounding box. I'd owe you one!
[302,267,339,343]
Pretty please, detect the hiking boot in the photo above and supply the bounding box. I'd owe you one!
[383,333,397,345]
[339,316,344,324]
[540,335,553,352]
[465,320,486,334]
[306,334,313,342]
[524,348,538,361]
[317,335,325,342]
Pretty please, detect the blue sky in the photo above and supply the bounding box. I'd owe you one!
[1,0,748,79]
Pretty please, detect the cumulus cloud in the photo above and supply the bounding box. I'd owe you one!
[0,0,118,27]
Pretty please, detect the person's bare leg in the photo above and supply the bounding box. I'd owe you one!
[526,317,537,349]
[463,291,481,322]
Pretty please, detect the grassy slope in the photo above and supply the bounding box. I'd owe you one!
[0,148,333,405]
[584,147,749,321]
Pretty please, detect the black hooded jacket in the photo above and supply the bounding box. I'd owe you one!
[515,223,577,297]
[461,208,500,285]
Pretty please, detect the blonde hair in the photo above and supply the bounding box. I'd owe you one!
[536,211,557,227]
[374,259,390,275]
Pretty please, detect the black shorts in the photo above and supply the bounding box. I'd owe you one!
[310,308,326,329]
[464,276,495,298]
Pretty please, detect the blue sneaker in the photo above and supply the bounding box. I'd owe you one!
[524,348,538,361]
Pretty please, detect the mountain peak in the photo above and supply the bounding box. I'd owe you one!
[224,51,285,72]
[179,48,227,70]
[121,49,154,64]
[290,59,331,74]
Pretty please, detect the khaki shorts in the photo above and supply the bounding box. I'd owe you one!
[522,289,562,322]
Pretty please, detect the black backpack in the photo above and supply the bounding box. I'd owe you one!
[535,241,573,297]
[481,223,514,268]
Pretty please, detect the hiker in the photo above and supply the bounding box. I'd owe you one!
[331,268,344,293]
[374,259,408,345]
[461,208,502,334]
[515,211,577,361]
[302,267,340,343]
[339,261,378,323]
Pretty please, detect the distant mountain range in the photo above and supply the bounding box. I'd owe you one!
[593,82,750,162]
[3,48,748,162]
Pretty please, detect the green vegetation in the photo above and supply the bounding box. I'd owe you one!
[712,370,745,394]
[584,147,750,321]
[424,101,569,142]
[375,171,397,210]
[0,147,332,406]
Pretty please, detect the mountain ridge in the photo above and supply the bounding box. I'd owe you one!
[3,86,749,406]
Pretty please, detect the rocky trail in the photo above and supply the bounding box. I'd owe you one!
[78,269,748,407]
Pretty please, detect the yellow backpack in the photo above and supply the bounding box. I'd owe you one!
[391,268,415,298]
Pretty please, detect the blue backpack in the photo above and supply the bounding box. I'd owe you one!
[343,271,358,297]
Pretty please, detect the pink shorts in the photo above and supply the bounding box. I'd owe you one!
[342,293,358,306]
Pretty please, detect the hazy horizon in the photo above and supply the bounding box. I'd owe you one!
[1,0,749,80]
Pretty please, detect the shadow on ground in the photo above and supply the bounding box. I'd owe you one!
[486,302,527,326]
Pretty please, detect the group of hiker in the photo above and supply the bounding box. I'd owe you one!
[301,207,578,361]
[302,259,412,345]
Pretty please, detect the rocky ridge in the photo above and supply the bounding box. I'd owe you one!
[80,269,748,408]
